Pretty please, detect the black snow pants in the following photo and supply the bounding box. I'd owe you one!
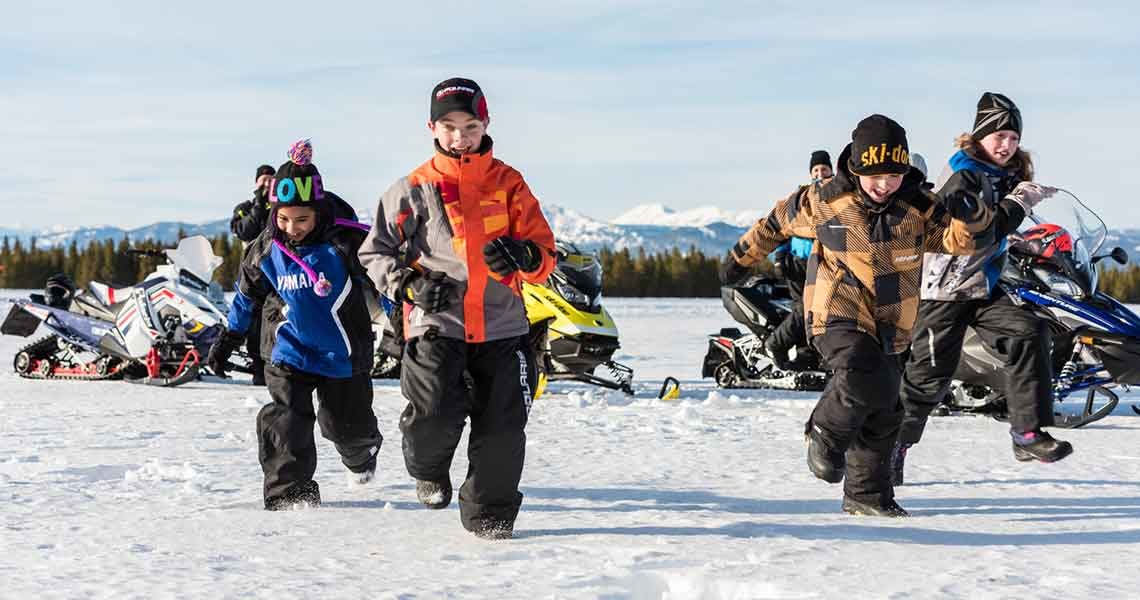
[808,331,903,505]
[399,333,536,532]
[768,254,808,354]
[258,364,383,506]
[898,296,1054,445]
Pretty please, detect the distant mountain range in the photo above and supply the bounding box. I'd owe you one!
[4,204,1140,262]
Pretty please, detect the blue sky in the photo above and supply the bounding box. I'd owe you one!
[2,1,1137,231]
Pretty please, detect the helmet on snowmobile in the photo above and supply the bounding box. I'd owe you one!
[44,273,77,309]
[1010,224,1074,262]
[1010,223,1097,298]
[550,241,603,311]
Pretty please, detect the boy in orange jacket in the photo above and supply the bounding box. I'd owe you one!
[359,78,556,539]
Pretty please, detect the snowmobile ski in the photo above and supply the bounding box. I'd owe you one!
[657,376,681,401]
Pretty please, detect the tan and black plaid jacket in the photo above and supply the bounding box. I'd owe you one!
[731,144,994,354]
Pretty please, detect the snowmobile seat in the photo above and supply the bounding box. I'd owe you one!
[87,281,135,307]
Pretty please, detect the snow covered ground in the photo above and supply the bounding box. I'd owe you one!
[3,293,1140,599]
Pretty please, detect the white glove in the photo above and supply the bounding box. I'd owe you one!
[1005,181,1057,214]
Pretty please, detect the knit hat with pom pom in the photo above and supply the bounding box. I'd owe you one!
[269,138,325,205]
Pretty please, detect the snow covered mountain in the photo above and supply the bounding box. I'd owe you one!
[612,203,763,229]
[5,204,1140,261]
[541,204,749,255]
[4,220,232,250]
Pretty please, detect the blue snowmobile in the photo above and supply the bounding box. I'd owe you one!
[945,189,1140,428]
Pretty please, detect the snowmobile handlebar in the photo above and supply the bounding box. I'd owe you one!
[125,248,168,258]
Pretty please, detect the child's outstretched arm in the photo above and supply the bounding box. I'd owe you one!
[924,170,995,255]
[722,187,817,283]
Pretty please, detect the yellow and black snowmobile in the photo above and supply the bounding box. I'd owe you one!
[523,241,640,398]
[373,241,680,400]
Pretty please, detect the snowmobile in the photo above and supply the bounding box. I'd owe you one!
[1,236,241,386]
[523,241,640,397]
[943,188,1140,428]
[702,275,828,391]
[369,241,651,397]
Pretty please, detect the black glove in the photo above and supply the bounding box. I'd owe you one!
[207,329,244,378]
[718,253,751,286]
[251,190,271,222]
[399,269,455,314]
[939,169,987,222]
[483,237,541,276]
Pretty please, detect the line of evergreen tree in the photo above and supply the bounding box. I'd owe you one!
[595,246,772,297]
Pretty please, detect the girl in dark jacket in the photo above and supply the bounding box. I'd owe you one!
[893,92,1072,486]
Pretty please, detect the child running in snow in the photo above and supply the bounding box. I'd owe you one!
[720,115,994,517]
[208,139,383,511]
[893,92,1070,485]
[359,77,556,539]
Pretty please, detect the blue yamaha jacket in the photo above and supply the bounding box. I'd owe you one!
[228,225,374,378]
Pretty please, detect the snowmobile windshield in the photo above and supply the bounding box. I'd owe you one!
[558,253,603,298]
[1019,188,1105,298]
[549,252,603,312]
[165,236,224,285]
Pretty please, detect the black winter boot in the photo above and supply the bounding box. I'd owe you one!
[764,337,792,371]
[471,519,514,540]
[416,478,453,509]
[805,423,845,484]
[1012,430,1073,463]
[842,496,909,517]
[265,480,321,511]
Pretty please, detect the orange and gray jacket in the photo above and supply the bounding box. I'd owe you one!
[729,143,995,354]
[359,140,557,343]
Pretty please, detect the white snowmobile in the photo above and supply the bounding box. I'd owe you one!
[2,236,242,386]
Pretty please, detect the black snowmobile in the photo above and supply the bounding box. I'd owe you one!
[702,275,828,391]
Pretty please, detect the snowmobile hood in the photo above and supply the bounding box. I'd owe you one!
[523,281,619,338]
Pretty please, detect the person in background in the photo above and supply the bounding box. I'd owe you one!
[228,164,277,385]
[764,150,833,369]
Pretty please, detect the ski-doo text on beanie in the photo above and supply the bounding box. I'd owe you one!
[848,114,910,176]
[971,92,1022,141]
[430,77,489,122]
[810,150,832,171]
[270,139,324,205]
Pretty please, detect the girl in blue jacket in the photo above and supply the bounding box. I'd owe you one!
[208,139,383,511]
